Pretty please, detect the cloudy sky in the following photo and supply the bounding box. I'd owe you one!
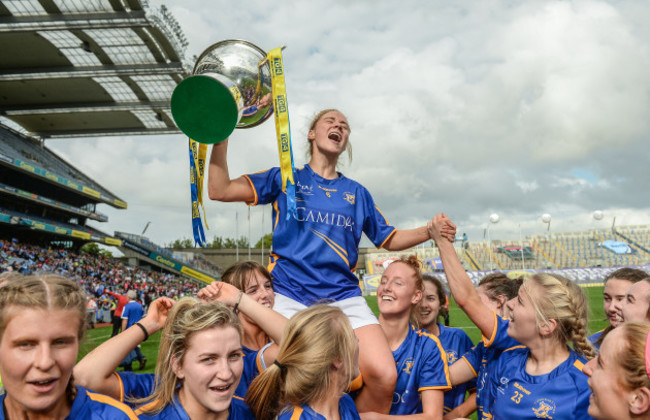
[47,0,650,249]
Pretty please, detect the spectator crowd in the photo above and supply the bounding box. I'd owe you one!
[0,238,201,312]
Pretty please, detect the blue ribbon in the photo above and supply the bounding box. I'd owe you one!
[189,141,206,247]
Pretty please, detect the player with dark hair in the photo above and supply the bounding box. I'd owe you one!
[589,267,648,350]
[419,274,476,418]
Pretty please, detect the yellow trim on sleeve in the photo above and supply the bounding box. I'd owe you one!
[460,355,478,378]
[242,175,259,206]
[483,312,498,347]
[374,205,392,225]
[419,385,452,391]
[86,390,138,420]
[378,228,397,249]
[112,371,125,402]
[573,359,585,372]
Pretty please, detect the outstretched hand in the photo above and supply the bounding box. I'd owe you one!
[142,297,175,333]
[427,213,457,243]
[197,281,242,307]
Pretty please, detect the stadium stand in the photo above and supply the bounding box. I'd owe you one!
[115,231,221,283]
[0,0,221,286]
[0,125,126,247]
[360,227,650,295]
[0,0,189,138]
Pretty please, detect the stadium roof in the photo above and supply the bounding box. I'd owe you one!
[0,0,190,139]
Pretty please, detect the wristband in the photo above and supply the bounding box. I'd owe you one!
[233,292,243,314]
[135,322,149,341]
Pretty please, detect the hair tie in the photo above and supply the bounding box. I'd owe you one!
[645,330,650,380]
[273,360,286,371]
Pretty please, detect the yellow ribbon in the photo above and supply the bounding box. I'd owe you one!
[267,47,297,218]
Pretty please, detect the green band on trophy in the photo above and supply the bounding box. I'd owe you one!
[171,75,240,144]
[170,39,274,144]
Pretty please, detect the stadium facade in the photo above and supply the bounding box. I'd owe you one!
[0,0,221,283]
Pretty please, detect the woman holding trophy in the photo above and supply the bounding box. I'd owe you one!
[208,108,456,414]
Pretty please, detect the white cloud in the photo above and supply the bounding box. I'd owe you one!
[44,0,650,247]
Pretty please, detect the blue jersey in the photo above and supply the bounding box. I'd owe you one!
[459,313,522,419]
[486,347,593,420]
[436,324,476,414]
[245,165,395,305]
[235,343,270,398]
[136,394,253,419]
[588,329,604,352]
[278,393,360,420]
[115,372,155,405]
[122,301,144,329]
[0,385,137,419]
[391,324,451,415]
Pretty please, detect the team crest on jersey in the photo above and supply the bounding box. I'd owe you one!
[401,357,415,374]
[446,350,459,364]
[343,192,355,205]
[532,399,556,419]
[496,376,510,394]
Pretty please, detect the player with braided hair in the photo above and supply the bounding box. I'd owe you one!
[429,214,594,419]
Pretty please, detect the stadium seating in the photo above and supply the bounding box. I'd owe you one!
[363,225,650,286]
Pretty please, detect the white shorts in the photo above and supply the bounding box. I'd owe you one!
[273,293,379,330]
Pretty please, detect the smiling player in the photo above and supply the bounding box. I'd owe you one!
[0,275,137,420]
[208,108,455,413]
[588,268,647,350]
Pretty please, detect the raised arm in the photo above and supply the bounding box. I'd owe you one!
[383,219,456,251]
[198,282,286,344]
[73,297,175,400]
[207,139,256,202]
[428,214,496,339]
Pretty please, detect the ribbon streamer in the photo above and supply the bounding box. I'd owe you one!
[267,47,297,220]
[189,139,207,247]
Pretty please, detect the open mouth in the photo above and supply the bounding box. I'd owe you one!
[210,383,232,393]
[328,132,341,142]
[28,378,58,392]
